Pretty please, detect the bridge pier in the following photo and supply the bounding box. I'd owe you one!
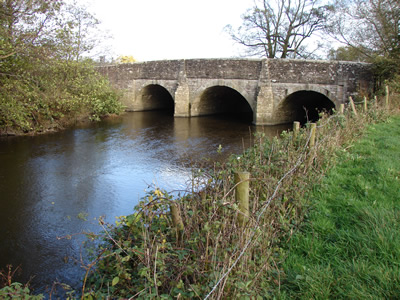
[255,86,275,125]
[174,83,190,117]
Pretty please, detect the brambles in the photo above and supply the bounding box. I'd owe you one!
[83,95,392,298]
[0,265,43,299]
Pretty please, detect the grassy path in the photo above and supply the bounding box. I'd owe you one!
[280,116,400,299]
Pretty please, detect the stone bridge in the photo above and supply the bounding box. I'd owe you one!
[98,58,373,125]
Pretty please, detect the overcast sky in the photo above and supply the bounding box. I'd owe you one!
[83,0,254,61]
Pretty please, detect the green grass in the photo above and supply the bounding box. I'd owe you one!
[280,116,400,299]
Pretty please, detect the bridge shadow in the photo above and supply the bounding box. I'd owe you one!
[281,91,335,124]
[140,84,175,115]
[193,86,253,123]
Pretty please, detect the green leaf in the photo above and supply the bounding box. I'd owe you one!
[121,255,131,262]
[112,276,120,286]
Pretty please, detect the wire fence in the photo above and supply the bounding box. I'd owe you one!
[204,129,314,299]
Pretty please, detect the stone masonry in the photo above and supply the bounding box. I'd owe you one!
[97,58,373,125]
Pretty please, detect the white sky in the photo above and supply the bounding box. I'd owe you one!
[83,0,254,61]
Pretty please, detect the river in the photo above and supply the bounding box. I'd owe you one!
[0,111,288,294]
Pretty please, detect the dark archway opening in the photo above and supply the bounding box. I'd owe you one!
[282,91,335,124]
[140,85,174,115]
[198,86,253,123]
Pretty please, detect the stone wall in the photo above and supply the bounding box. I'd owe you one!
[184,59,262,80]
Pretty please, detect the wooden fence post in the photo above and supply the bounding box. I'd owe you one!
[339,103,344,114]
[364,96,368,112]
[309,123,316,148]
[170,202,184,240]
[349,96,358,116]
[235,171,250,227]
[293,121,300,140]
[385,85,390,109]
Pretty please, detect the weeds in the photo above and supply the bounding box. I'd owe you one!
[0,265,43,299]
[81,94,392,298]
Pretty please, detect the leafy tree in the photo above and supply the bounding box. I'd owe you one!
[226,0,329,58]
[0,0,122,134]
[53,1,107,61]
[328,45,370,61]
[116,55,136,64]
[0,0,61,59]
[326,0,400,60]
[326,0,400,84]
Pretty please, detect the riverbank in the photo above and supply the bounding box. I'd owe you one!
[79,96,397,298]
[0,60,123,137]
[279,115,400,298]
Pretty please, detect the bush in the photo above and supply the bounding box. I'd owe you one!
[0,283,43,300]
[0,59,123,135]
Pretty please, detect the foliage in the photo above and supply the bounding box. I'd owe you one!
[0,0,122,135]
[226,0,330,58]
[0,265,44,299]
[328,45,370,62]
[280,115,400,298]
[116,55,136,64]
[0,59,123,134]
[0,283,43,299]
[0,0,62,60]
[372,56,399,88]
[82,94,391,298]
[326,0,400,61]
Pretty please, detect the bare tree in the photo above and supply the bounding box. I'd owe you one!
[226,0,329,58]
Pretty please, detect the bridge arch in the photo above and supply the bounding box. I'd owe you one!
[191,86,253,122]
[138,84,175,113]
[278,90,336,124]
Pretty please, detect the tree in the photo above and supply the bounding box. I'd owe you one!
[0,0,109,64]
[53,0,106,61]
[328,45,370,61]
[0,0,122,134]
[226,0,329,58]
[0,0,62,60]
[326,0,400,60]
[115,55,136,64]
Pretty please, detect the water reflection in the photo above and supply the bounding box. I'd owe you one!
[0,112,289,293]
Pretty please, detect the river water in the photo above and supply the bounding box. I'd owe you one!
[0,111,288,294]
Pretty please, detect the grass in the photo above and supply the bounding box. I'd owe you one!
[280,116,400,299]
